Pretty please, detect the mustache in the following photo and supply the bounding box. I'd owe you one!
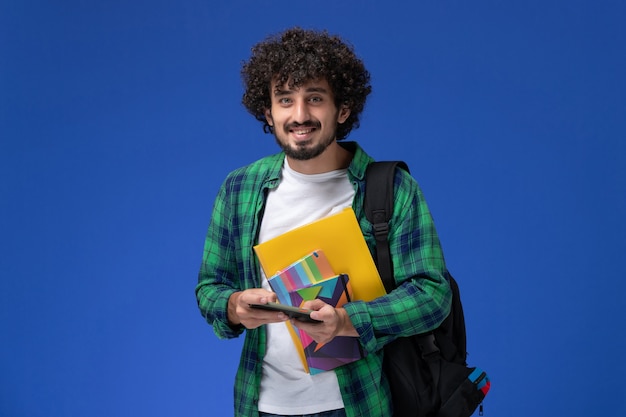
[284,121,321,131]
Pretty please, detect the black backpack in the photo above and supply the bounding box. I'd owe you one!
[364,161,490,417]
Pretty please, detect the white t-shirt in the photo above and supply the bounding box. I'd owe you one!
[257,158,355,415]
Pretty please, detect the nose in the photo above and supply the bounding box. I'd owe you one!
[293,99,310,124]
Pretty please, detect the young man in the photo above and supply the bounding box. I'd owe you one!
[196,28,452,417]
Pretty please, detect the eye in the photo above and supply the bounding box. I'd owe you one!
[278,97,292,105]
[309,96,323,103]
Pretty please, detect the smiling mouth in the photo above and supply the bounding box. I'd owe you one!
[292,128,315,135]
[286,121,321,136]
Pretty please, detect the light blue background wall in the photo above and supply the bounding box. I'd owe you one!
[2,1,625,416]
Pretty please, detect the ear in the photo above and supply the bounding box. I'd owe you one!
[337,105,351,124]
[264,109,273,126]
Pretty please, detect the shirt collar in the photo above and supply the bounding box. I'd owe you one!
[341,141,374,181]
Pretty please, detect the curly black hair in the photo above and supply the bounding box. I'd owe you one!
[241,27,372,141]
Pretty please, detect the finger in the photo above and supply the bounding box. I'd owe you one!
[301,299,326,310]
[239,289,277,306]
[242,309,288,329]
[294,320,333,344]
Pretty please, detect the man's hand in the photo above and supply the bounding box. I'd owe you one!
[294,299,359,344]
[228,289,288,329]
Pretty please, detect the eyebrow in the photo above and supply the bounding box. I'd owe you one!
[272,86,329,96]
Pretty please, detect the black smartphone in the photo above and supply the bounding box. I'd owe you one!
[249,302,322,323]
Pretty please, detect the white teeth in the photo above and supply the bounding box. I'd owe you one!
[294,129,313,134]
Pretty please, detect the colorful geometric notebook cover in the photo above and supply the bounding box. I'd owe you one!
[268,250,335,304]
[266,250,365,374]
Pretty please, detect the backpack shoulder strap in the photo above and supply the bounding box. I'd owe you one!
[366,161,471,367]
[364,161,410,293]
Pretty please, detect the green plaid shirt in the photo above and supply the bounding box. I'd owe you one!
[196,142,451,417]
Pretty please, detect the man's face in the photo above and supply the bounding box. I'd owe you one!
[265,78,350,161]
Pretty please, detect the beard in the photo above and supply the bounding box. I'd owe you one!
[273,121,336,161]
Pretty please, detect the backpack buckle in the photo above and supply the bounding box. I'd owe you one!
[417,333,440,361]
[372,223,389,236]
[372,210,389,240]
[372,222,389,239]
